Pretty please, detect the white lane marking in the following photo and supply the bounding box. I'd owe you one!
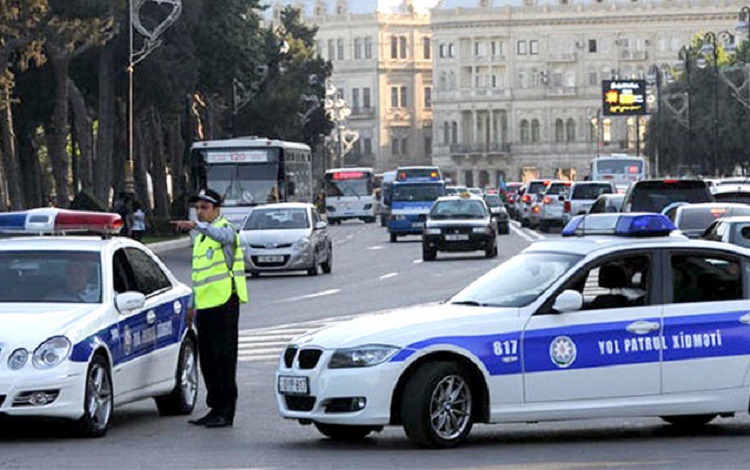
[413,259,423,264]
[238,334,296,343]
[274,289,341,304]
[367,245,384,250]
[379,272,399,280]
[239,354,282,363]
[510,224,536,243]
[530,230,546,240]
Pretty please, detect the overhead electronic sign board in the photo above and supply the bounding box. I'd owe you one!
[602,80,647,116]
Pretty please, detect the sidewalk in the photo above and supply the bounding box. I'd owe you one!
[145,236,191,254]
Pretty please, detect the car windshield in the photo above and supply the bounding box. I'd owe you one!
[572,183,613,200]
[483,195,502,207]
[244,208,309,230]
[392,183,445,202]
[714,192,750,205]
[627,181,712,213]
[527,181,549,194]
[545,184,570,196]
[450,252,582,307]
[430,200,487,219]
[0,251,102,303]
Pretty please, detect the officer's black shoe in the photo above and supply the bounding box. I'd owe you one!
[188,412,213,426]
[203,414,233,428]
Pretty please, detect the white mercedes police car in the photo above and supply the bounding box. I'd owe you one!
[277,213,750,448]
[0,208,196,437]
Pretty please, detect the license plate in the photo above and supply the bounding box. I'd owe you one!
[445,234,469,241]
[259,255,284,263]
[412,222,424,228]
[278,376,309,395]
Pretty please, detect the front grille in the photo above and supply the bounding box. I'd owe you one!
[285,395,316,411]
[283,346,298,368]
[249,244,292,249]
[298,349,323,369]
[252,255,290,267]
[444,227,473,235]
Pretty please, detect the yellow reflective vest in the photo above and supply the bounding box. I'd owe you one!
[192,217,248,309]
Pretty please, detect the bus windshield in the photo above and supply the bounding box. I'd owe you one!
[595,159,644,175]
[325,172,373,198]
[392,183,445,202]
[207,163,280,206]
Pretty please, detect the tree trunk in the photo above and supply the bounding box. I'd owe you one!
[95,44,115,203]
[149,108,169,219]
[17,126,43,207]
[0,81,24,209]
[168,116,187,217]
[47,53,71,207]
[68,78,94,193]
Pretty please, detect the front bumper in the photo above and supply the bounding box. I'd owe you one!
[0,362,87,419]
[275,348,401,426]
[423,233,494,252]
[388,217,426,235]
[244,246,315,272]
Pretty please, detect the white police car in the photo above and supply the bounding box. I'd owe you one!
[0,208,196,437]
[276,213,750,448]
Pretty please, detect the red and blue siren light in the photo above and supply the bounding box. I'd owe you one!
[562,213,676,238]
[0,208,123,234]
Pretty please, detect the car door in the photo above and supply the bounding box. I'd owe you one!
[523,252,662,402]
[112,248,153,397]
[311,208,328,260]
[125,247,185,388]
[661,249,750,393]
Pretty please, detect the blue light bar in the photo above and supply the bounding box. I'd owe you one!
[562,213,676,237]
[0,212,28,231]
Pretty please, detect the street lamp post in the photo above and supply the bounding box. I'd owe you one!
[647,64,663,177]
[675,45,693,174]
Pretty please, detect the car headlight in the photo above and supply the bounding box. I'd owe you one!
[472,227,488,233]
[293,236,311,250]
[8,348,28,370]
[32,336,71,370]
[424,227,441,235]
[328,345,400,369]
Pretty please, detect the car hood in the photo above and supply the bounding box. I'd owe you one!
[0,303,101,350]
[240,229,311,246]
[291,303,521,350]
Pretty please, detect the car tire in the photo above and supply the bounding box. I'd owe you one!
[485,242,497,258]
[76,354,113,438]
[401,361,474,449]
[521,218,529,228]
[155,337,198,416]
[321,247,333,274]
[390,233,398,243]
[660,414,717,428]
[314,422,378,441]
[249,270,260,278]
[422,245,436,261]
[307,263,319,276]
[499,223,510,235]
[539,222,549,233]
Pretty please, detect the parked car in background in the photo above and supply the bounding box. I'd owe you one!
[588,194,625,214]
[673,203,750,238]
[702,216,750,248]
[621,179,713,213]
[240,203,332,277]
[564,181,616,223]
[483,193,510,235]
[535,181,572,232]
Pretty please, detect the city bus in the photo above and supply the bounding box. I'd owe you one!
[387,167,446,242]
[190,137,313,227]
[378,170,397,226]
[590,154,647,192]
[324,167,377,224]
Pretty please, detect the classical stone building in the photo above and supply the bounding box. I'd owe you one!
[269,0,436,172]
[431,0,743,186]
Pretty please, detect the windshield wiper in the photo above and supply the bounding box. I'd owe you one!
[450,300,484,307]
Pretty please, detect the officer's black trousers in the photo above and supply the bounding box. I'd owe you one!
[196,293,239,418]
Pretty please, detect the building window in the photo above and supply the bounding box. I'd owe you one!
[530,40,539,55]
[424,87,432,108]
[391,36,399,59]
[552,71,563,87]
[517,40,527,55]
[603,118,612,143]
[352,88,360,112]
[354,38,362,59]
[555,119,565,142]
[401,137,408,155]
[589,39,597,53]
[520,119,530,143]
[364,137,372,155]
[400,85,408,107]
[337,39,344,60]
[399,36,407,59]
[590,119,598,142]
[392,138,400,155]
[439,43,446,58]
[425,135,432,156]
[443,122,450,144]
[531,119,540,143]
[391,87,399,108]
[363,87,371,108]
[328,39,335,60]
[365,37,373,59]
[588,71,598,86]
[566,118,576,141]
[423,37,431,60]
[448,43,455,57]
[451,121,458,143]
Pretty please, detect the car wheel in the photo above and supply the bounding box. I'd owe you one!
[390,233,398,243]
[521,218,529,228]
[422,245,436,261]
[76,354,113,438]
[307,264,319,276]
[485,242,497,258]
[660,414,717,428]
[321,246,332,274]
[155,337,198,416]
[539,222,549,233]
[314,422,379,441]
[500,223,510,235]
[401,361,474,449]
[249,270,260,278]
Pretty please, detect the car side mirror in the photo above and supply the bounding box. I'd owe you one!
[552,289,583,313]
[116,291,145,313]
[315,221,328,230]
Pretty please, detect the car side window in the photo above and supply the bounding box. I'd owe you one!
[670,254,742,304]
[125,247,172,296]
[113,249,138,294]
[590,198,604,214]
[566,255,651,310]
[312,209,321,226]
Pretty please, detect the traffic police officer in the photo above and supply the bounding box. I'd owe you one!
[172,188,248,428]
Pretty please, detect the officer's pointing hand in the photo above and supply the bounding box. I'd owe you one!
[170,220,197,231]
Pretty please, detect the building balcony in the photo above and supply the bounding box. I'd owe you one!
[547,52,577,63]
[620,50,648,61]
[490,55,508,63]
[547,86,578,97]
[349,107,377,119]
[449,143,511,155]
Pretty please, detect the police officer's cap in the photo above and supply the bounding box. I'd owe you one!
[189,188,222,206]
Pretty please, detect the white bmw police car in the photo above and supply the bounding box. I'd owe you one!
[277,213,750,448]
[0,208,196,437]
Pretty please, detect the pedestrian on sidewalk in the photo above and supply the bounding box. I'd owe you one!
[131,202,146,242]
[171,188,248,428]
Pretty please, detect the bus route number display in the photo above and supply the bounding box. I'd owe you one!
[205,150,268,163]
[602,80,647,116]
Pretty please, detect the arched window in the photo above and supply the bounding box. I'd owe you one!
[520,119,530,143]
[451,121,458,143]
[531,119,540,143]
[566,118,576,142]
[555,119,565,142]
